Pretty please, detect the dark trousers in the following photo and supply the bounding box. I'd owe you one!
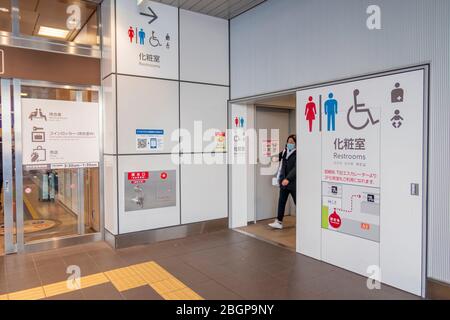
[277,188,296,222]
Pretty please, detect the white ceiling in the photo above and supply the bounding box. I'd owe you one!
[152,0,266,19]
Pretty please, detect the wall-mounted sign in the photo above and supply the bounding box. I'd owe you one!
[124,170,176,212]
[215,132,226,152]
[22,98,100,170]
[298,69,425,243]
[262,139,279,157]
[116,0,179,79]
[322,182,380,242]
[136,129,164,152]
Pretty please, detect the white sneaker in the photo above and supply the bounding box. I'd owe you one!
[268,220,283,229]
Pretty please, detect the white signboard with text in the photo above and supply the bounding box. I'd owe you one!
[297,67,426,295]
[116,0,179,80]
[22,98,100,170]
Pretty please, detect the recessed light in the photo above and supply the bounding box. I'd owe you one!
[38,26,69,39]
[21,93,28,97]
[0,7,9,13]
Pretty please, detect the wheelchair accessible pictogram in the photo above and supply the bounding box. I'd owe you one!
[347,89,380,130]
[149,31,162,47]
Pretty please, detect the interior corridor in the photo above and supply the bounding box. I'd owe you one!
[0,230,418,300]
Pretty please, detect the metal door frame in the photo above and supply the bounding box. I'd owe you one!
[1,78,105,254]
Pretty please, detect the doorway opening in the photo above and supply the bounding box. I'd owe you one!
[234,93,298,250]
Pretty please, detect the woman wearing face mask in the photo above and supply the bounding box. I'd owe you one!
[269,135,297,230]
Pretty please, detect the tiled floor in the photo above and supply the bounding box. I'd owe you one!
[0,229,420,300]
[238,216,296,249]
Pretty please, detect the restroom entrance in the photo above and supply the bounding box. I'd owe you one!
[230,65,429,296]
[0,79,102,255]
[232,94,298,250]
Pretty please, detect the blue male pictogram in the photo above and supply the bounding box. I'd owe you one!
[324,93,338,131]
[138,28,146,45]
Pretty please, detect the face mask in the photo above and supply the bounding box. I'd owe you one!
[287,143,295,151]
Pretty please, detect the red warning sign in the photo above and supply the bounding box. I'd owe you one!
[127,172,149,184]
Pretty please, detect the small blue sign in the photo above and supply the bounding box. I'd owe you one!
[136,129,164,135]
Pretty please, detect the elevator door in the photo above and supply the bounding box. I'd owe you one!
[255,108,290,221]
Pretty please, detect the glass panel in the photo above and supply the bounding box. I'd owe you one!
[0,81,3,255]
[0,79,15,255]
[19,0,99,46]
[0,0,11,32]
[20,85,100,244]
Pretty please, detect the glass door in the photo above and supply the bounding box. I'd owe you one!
[1,78,102,255]
[1,78,20,255]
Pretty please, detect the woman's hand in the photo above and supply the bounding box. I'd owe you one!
[282,179,290,187]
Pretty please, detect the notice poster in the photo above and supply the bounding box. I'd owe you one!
[262,139,279,157]
[322,182,380,242]
[299,69,424,242]
[22,98,100,170]
[136,129,164,152]
[124,170,176,212]
[214,132,227,152]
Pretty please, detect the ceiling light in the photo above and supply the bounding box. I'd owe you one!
[38,26,69,39]
[21,93,28,97]
[0,7,9,13]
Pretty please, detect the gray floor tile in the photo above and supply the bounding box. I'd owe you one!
[122,285,163,300]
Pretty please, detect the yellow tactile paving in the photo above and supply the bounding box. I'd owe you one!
[1,260,203,300]
[43,280,78,298]
[150,277,187,295]
[80,273,110,289]
[8,287,46,300]
[130,261,172,284]
[105,267,147,292]
[23,193,39,220]
[161,288,204,301]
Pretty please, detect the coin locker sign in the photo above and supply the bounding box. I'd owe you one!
[22,98,100,170]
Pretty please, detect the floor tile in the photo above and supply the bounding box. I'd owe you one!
[8,286,46,300]
[190,280,242,300]
[122,285,163,300]
[81,283,123,300]
[43,290,84,300]
[154,257,211,287]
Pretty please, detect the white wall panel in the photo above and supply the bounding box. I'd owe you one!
[180,10,229,85]
[102,75,116,154]
[181,156,228,224]
[104,155,118,235]
[322,230,380,277]
[118,154,180,234]
[180,83,228,153]
[231,0,450,285]
[230,103,250,228]
[296,92,322,260]
[117,75,179,154]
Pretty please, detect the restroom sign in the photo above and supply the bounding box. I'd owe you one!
[116,0,179,79]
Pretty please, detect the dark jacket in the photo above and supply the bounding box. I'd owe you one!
[278,149,296,192]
